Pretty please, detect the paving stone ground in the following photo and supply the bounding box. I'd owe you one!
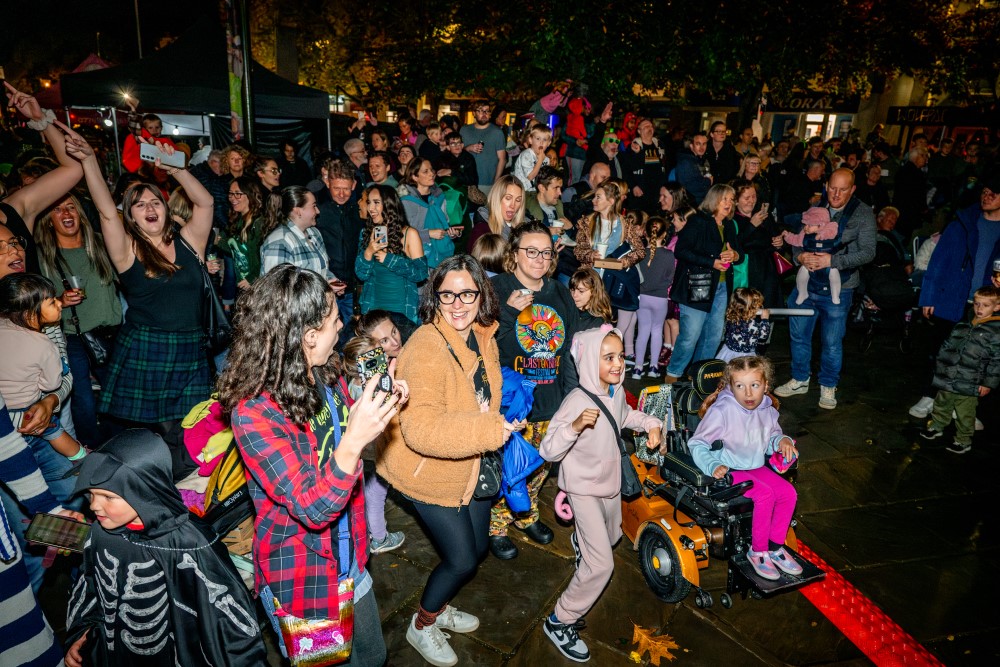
[40,316,999,666]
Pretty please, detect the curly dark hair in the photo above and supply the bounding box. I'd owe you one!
[417,254,499,326]
[217,264,341,426]
[362,184,406,256]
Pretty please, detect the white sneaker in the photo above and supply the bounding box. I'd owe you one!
[774,377,810,397]
[407,614,457,667]
[434,605,480,633]
[908,396,935,419]
[818,386,837,410]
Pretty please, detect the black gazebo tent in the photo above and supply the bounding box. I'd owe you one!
[60,18,329,120]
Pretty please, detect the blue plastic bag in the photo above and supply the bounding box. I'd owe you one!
[499,367,544,513]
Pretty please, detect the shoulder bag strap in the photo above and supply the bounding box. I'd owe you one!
[52,252,84,337]
[323,386,353,580]
[579,387,627,458]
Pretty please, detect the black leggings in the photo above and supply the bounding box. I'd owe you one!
[412,497,492,612]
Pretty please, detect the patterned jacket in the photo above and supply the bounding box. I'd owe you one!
[232,390,367,620]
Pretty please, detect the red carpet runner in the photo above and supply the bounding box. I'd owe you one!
[797,541,945,666]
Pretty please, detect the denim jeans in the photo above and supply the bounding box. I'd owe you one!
[787,287,852,388]
[666,285,727,378]
[0,434,82,593]
[65,334,110,449]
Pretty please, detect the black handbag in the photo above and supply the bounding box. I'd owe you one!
[53,255,117,366]
[475,450,503,499]
[686,268,713,304]
[177,235,232,354]
[580,387,643,498]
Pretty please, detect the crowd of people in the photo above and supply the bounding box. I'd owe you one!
[1,78,999,667]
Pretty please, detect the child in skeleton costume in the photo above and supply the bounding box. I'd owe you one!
[64,429,266,667]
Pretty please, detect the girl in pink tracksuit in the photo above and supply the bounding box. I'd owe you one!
[689,355,802,582]
[539,325,662,663]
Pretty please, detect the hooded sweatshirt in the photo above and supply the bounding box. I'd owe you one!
[689,388,786,476]
[539,327,661,498]
[492,272,581,422]
[66,429,266,666]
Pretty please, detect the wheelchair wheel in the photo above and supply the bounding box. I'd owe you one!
[638,524,691,603]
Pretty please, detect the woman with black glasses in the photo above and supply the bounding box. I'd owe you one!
[379,255,523,667]
[488,220,580,560]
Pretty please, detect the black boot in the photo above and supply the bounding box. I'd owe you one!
[489,535,519,560]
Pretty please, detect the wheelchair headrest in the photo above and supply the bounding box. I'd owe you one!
[687,358,728,397]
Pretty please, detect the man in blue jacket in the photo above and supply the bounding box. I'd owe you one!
[909,170,1000,419]
[675,132,712,205]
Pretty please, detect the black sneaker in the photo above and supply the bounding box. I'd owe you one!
[544,615,590,663]
[946,441,971,454]
[919,427,943,441]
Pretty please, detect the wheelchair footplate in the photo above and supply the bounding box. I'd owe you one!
[727,546,825,600]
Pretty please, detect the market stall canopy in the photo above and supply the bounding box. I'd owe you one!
[60,18,329,119]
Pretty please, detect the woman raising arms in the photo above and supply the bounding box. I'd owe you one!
[58,121,216,432]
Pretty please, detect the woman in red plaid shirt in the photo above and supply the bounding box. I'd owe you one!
[219,265,405,666]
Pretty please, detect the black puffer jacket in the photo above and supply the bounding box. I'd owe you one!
[932,316,1000,396]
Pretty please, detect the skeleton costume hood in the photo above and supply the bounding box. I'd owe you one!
[65,429,266,666]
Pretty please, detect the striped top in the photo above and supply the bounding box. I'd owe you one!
[0,400,63,560]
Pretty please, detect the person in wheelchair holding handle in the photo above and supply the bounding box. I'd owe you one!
[687,356,801,581]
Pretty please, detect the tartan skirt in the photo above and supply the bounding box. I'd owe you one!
[97,322,211,423]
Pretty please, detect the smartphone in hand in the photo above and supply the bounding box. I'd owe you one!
[26,513,90,552]
[139,142,186,169]
[373,225,388,245]
[357,347,393,395]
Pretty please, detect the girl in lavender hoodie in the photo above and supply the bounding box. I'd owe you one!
[539,325,662,663]
[689,355,802,581]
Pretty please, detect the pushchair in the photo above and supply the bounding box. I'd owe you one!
[853,254,918,354]
[623,360,825,608]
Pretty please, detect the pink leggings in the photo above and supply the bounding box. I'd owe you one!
[730,466,797,552]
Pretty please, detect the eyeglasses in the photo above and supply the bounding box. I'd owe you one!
[0,236,26,254]
[228,191,246,199]
[448,140,464,146]
[263,167,281,175]
[519,247,554,260]
[436,290,480,305]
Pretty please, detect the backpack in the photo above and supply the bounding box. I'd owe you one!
[602,243,644,311]
[201,439,254,537]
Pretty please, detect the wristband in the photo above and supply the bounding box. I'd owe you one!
[26,108,57,131]
[67,447,88,461]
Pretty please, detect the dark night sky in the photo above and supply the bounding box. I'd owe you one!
[1,0,216,86]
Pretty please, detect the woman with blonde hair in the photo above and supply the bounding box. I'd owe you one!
[468,174,526,248]
[34,194,122,447]
[664,184,743,382]
[574,179,646,360]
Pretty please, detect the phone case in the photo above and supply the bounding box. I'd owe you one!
[25,513,91,552]
[357,347,393,394]
[373,226,388,244]
[139,142,187,169]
